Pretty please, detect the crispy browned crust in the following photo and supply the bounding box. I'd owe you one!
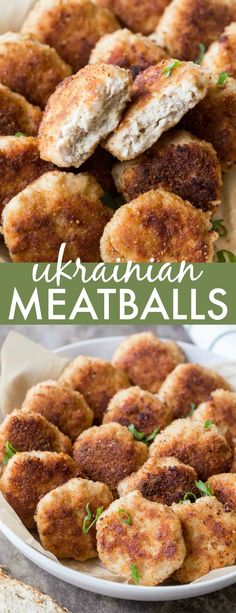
[73,423,148,495]
[81,147,116,194]
[113,130,222,211]
[35,478,113,560]
[0,33,71,109]
[22,0,120,72]
[103,386,172,432]
[96,0,171,35]
[0,451,77,529]
[202,22,236,78]
[0,84,42,136]
[0,409,72,462]
[59,356,130,423]
[22,380,94,441]
[207,473,236,511]
[0,136,53,216]
[192,389,236,448]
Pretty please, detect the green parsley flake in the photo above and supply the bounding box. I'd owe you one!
[3,441,18,465]
[162,60,182,77]
[216,72,228,86]
[130,564,141,584]
[128,424,160,446]
[212,218,228,237]
[195,43,206,64]
[180,491,197,503]
[15,132,26,137]
[216,250,236,263]
[189,402,196,416]
[118,508,133,525]
[204,419,213,429]
[82,502,103,534]
[195,480,212,497]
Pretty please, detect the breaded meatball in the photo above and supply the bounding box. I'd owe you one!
[0,32,71,109]
[0,136,53,216]
[100,188,216,263]
[0,409,72,462]
[152,0,236,62]
[207,473,236,511]
[59,356,130,423]
[103,386,172,433]
[0,451,77,528]
[22,380,94,441]
[118,456,198,505]
[192,389,236,448]
[89,29,168,78]
[2,171,113,263]
[182,78,236,168]
[21,0,120,72]
[104,61,210,160]
[159,363,231,419]
[73,423,148,494]
[0,84,42,136]
[112,332,185,393]
[81,147,116,195]
[112,130,222,212]
[202,22,236,78]
[172,497,236,583]
[149,418,232,480]
[35,477,113,559]
[96,490,186,585]
[39,64,132,168]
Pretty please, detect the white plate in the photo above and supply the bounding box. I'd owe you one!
[0,336,236,601]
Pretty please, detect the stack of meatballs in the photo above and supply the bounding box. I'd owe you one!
[0,0,236,262]
[1,331,236,586]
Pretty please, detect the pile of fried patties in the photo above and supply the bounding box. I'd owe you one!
[1,331,236,586]
[0,0,236,263]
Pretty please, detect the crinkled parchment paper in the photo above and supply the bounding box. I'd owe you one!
[0,331,236,586]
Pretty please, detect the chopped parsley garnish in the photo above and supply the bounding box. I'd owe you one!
[162,60,182,77]
[212,218,228,237]
[195,43,206,64]
[180,491,197,503]
[15,132,25,137]
[216,72,228,86]
[195,480,212,497]
[145,427,160,444]
[128,424,160,446]
[3,441,17,465]
[189,402,196,416]
[130,564,141,584]
[82,502,103,534]
[204,419,213,429]
[101,192,125,210]
[216,250,236,263]
[118,508,133,525]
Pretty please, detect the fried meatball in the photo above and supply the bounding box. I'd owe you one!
[35,477,113,560]
[73,423,148,494]
[22,380,94,441]
[0,409,72,462]
[100,188,216,263]
[0,84,42,136]
[89,29,168,78]
[104,61,210,160]
[192,389,236,448]
[202,22,236,78]
[112,333,185,393]
[149,418,232,480]
[2,171,113,263]
[182,78,236,168]
[172,497,236,583]
[81,147,116,195]
[0,32,71,109]
[118,456,198,505]
[152,0,236,62]
[103,386,172,433]
[96,490,186,585]
[21,0,120,72]
[59,356,130,423]
[112,130,222,212]
[0,451,77,528]
[207,473,236,511]
[0,136,53,216]
[159,362,230,419]
[39,64,132,168]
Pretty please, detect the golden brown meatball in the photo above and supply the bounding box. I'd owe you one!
[172,497,236,583]
[96,490,186,585]
[0,136,53,216]
[73,423,148,495]
[59,356,130,423]
[192,389,236,448]
[90,29,168,78]
[149,418,232,480]
[2,171,113,263]
[0,84,42,136]
[103,386,172,433]
[0,32,71,109]
[100,189,216,263]
[159,362,231,419]
[36,477,113,560]
[118,456,198,505]
[0,451,77,529]
[202,22,236,78]
[207,473,236,511]
[21,0,120,72]
[152,0,236,61]
[112,130,222,212]
[0,409,72,462]
[22,380,94,441]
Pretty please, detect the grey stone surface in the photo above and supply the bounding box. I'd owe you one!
[0,324,235,613]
